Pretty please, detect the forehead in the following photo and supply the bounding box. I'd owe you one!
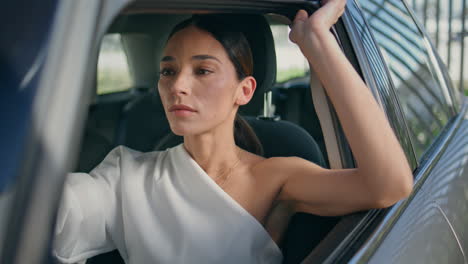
[162,26,228,59]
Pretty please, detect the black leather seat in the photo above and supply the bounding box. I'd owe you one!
[76,124,113,172]
[156,117,325,166]
[116,93,170,152]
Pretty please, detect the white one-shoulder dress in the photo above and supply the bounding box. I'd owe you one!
[53,144,283,264]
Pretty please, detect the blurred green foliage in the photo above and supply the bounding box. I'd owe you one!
[277,68,307,83]
[97,67,132,95]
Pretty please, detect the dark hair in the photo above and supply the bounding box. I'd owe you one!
[168,15,263,155]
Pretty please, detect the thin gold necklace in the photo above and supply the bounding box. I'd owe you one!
[214,147,242,187]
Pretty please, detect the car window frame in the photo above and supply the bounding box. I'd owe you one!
[343,0,418,171]
[356,0,458,165]
[400,0,461,114]
[1,0,104,263]
[0,0,60,258]
[400,0,459,161]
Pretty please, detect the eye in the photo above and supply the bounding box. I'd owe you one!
[160,68,175,77]
[195,68,212,75]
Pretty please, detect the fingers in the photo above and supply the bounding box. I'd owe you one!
[311,0,346,29]
[323,0,347,10]
[332,0,347,18]
[289,10,308,44]
[289,0,347,44]
[293,9,308,24]
[326,0,347,19]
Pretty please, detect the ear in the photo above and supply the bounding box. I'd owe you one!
[235,76,257,106]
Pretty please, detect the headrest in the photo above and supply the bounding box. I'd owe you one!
[215,14,277,116]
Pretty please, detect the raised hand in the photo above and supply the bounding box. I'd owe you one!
[289,0,347,61]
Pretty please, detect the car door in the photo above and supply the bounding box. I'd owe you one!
[344,0,468,263]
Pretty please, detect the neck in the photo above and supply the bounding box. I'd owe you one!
[183,123,240,178]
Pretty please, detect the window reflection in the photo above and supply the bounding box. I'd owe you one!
[358,0,454,159]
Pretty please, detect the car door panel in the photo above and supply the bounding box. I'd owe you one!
[351,103,468,263]
[368,201,465,263]
[366,110,468,263]
[349,103,467,264]
[344,0,468,262]
[368,114,468,263]
[419,109,468,256]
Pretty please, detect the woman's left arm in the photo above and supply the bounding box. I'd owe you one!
[276,0,413,216]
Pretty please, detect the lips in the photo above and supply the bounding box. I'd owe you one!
[168,104,197,117]
[169,104,196,112]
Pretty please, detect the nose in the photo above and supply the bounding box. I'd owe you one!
[170,70,191,96]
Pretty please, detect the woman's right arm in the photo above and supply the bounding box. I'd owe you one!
[273,1,412,216]
[53,146,123,263]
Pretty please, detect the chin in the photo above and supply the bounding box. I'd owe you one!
[168,122,199,136]
[167,115,231,137]
[169,125,188,136]
[169,120,219,138]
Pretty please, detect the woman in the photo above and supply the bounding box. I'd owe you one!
[53,0,413,263]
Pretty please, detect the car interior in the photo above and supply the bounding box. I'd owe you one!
[73,9,351,264]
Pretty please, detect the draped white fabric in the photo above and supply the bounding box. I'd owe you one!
[53,144,282,264]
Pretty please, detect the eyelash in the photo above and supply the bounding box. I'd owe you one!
[195,68,213,75]
[159,67,213,77]
[160,68,175,77]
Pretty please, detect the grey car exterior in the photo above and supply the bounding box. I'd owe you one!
[1,0,466,263]
[345,0,468,263]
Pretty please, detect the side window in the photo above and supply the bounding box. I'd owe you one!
[270,24,309,83]
[97,34,133,94]
[358,0,455,160]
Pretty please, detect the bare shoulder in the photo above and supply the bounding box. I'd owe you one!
[238,151,286,185]
[250,155,325,184]
[255,156,324,174]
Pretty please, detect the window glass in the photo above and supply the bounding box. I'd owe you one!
[270,25,309,83]
[358,0,455,160]
[97,34,133,94]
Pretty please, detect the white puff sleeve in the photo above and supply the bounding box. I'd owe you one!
[53,146,124,263]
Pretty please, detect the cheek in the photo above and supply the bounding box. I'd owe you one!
[157,83,170,110]
[198,84,237,123]
[198,78,234,108]
[158,79,171,96]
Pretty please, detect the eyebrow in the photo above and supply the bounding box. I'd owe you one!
[160,55,221,63]
[192,55,221,63]
[161,56,175,62]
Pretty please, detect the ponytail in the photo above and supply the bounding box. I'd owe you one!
[234,114,263,156]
